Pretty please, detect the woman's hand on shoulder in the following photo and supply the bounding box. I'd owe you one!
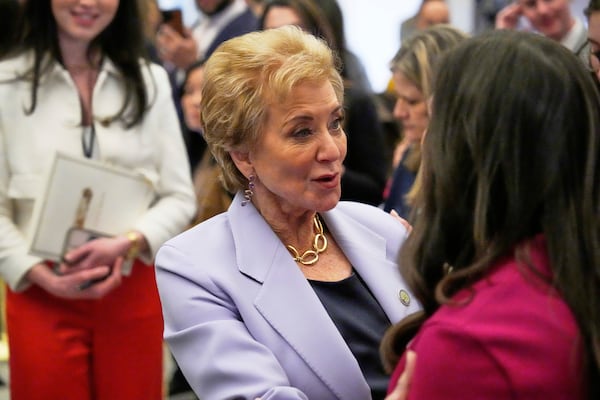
[390,209,412,234]
[385,350,417,400]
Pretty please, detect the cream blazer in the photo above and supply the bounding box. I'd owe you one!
[0,52,196,290]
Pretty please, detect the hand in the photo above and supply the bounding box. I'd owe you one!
[156,24,198,69]
[385,350,417,400]
[26,259,123,300]
[495,2,523,30]
[60,235,131,273]
[390,209,412,234]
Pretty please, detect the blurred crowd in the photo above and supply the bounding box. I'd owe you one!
[0,1,598,399]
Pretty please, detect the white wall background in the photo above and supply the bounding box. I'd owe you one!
[337,0,475,92]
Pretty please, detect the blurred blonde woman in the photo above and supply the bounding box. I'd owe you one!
[383,25,467,219]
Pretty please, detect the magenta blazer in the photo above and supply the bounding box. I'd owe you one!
[389,236,585,399]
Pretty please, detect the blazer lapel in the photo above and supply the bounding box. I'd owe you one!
[229,194,371,400]
[322,210,419,323]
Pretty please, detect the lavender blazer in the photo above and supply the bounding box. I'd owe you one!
[155,192,421,400]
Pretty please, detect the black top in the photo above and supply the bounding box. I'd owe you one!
[309,272,391,400]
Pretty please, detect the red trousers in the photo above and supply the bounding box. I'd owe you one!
[6,261,164,400]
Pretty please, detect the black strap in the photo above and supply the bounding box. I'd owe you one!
[81,124,95,158]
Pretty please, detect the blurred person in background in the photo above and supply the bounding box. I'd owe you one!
[495,0,587,58]
[585,0,600,81]
[156,0,258,73]
[156,0,259,176]
[260,0,388,206]
[383,25,468,219]
[400,0,450,41]
[246,0,266,16]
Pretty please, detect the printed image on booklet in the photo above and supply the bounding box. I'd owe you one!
[28,152,155,262]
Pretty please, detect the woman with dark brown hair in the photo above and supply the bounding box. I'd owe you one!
[383,30,600,399]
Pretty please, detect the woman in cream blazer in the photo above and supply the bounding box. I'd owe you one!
[0,1,195,398]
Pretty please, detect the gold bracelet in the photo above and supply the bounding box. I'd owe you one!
[125,231,141,261]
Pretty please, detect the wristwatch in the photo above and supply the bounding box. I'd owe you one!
[125,231,141,261]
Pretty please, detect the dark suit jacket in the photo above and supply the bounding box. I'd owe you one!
[341,86,387,206]
[205,8,259,59]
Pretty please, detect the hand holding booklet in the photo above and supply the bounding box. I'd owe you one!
[28,152,155,262]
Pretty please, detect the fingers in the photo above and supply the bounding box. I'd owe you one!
[156,25,175,59]
[156,24,185,56]
[28,260,122,300]
[62,236,127,271]
[156,26,198,68]
[398,351,417,395]
[385,351,417,400]
[45,265,110,298]
[390,209,413,234]
[77,259,123,298]
[62,245,91,267]
[74,265,111,287]
[157,24,180,40]
[495,3,522,29]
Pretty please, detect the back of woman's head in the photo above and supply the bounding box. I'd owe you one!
[201,25,343,192]
[406,30,600,391]
[391,24,467,99]
[423,29,599,265]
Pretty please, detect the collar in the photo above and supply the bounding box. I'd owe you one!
[27,52,121,86]
[194,0,247,58]
[561,18,587,52]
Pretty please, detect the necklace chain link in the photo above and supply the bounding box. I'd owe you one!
[286,214,328,266]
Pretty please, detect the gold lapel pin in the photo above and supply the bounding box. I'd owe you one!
[398,289,411,306]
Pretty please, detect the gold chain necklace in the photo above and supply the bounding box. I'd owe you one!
[286,214,328,266]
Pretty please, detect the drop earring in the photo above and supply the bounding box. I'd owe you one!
[241,174,255,206]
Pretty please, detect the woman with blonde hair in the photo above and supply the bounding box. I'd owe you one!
[156,26,420,400]
[383,24,467,219]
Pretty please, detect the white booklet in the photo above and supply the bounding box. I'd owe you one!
[28,152,155,262]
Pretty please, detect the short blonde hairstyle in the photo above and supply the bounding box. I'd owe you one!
[201,25,344,192]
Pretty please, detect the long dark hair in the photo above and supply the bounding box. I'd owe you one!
[382,30,600,397]
[0,0,21,59]
[585,0,600,16]
[11,0,149,127]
